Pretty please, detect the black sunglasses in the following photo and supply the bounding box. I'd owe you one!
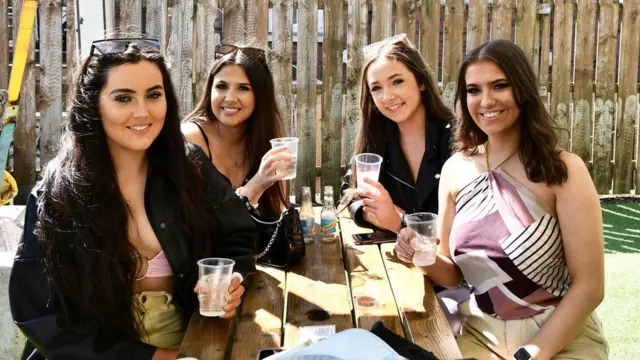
[214,44,267,62]
[89,38,160,57]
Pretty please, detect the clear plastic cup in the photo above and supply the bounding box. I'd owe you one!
[355,153,383,192]
[269,137,299,180]
[406,213,438,266]
[197,258,235,317]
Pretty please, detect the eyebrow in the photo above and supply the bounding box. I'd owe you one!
[369,73,403,85]
[214,79,252,86]
[109,85,164,95]
[466,78,509,87]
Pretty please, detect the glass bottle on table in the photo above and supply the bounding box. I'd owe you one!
[321,186,338,243]
[299,186,316,243]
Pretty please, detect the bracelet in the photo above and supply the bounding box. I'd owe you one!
[235,186,259,209]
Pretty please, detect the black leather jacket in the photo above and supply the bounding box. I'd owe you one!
[342,116,452,229]
[9,145,258,360]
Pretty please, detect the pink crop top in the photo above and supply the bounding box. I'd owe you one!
[135,251,173,281]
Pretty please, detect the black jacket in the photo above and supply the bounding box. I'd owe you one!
[9,145,258,360]
[342,116,452,229]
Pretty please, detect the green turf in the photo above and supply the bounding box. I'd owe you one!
[599,202,640,359]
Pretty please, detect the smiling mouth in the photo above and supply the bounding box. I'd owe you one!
[222,107,241,114]
[387,103,404,111]
[480,110,504,119]
[127,124,151,132]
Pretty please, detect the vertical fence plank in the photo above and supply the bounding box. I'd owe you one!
[572,0,596,166]
[345,0,367,166]
[443,0,464,109]
[295,0,318,200]
[169,0,194,117]
[419,0,440,83]
[223,0,245,42]
[194,0,218,101]
[467,0,489,52]
[615,0,640,193]
[118,0,143,33]
[104,0,116,33]
[245,0,268,46]
[0,0,8,89]
[146,0,167,50]
[491,0,513,40]
[593,0,618,194]
[371,0,392,42]
[396,0,417,43]
[539,0,551,108]
[11,0,37,204]
[515,0,537,64]
[66,0,77,69]
[40,0,63,167]
[550,0,573,149]
[321,0,343,197]
[271,0,293,135]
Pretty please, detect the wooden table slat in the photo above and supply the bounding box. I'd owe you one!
[340,216,404,335]
[178,314,235,360]
[230,266,286,359]
[284,235,354,347]
[380,243,462,360]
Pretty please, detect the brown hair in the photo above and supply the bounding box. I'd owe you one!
[454,39,567,185]
[350,37,455,187]
[183,47,286,216]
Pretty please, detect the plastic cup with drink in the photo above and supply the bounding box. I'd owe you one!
[197,258,235,317]
[355,153,383,193]
[405,213,438,266]
[269,137,299,180]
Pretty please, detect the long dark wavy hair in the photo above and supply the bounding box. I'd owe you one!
[35,41,216,341]
[349,37,456,187]
[183,47,286,216]
[454,40,567,185]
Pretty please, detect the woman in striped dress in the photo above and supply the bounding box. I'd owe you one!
[395,40,607,360]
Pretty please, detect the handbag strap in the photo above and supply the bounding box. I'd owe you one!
[255,209,287,259]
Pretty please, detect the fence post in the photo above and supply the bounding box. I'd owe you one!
[615,0,640,194]
[295,0,318,202]
[593,0,619,195]
[321,0,344,199]
[11,0,37,205]
[572,0,597,169]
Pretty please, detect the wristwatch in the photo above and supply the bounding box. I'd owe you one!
[514,347,533,360]
[400,212,407,228]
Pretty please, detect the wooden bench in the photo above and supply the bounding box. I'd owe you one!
[179,208,462,359]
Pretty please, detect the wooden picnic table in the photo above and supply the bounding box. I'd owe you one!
[178,208,462,360]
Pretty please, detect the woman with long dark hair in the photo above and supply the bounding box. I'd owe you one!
[182,44,289,217]
[342,34,455,233]
[9,38,257,360]
[396,40,607,359]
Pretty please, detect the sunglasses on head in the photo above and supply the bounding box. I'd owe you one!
[89,38,161,57]
[362,33,413,59]
[214,44,267,62]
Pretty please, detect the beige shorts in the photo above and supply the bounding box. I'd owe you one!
[456,300,608,360]
[134,291,185,349]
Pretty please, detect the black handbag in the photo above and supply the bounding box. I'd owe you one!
[240,197,306,269]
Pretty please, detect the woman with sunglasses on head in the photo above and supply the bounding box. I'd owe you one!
[342,34,455,235]
[182,43,290,216]
[9,38,257,360]
[396,40,607,359]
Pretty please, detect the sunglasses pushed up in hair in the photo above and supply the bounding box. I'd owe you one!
[89,38,161,57]
[362,33,414,59]
[214,44,267,62]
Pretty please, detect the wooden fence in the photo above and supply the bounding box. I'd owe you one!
[1,0,639,204]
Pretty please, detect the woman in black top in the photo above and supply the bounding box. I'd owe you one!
[182,44,290,216]
[342,34,454,233]
[9,38,257,360]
